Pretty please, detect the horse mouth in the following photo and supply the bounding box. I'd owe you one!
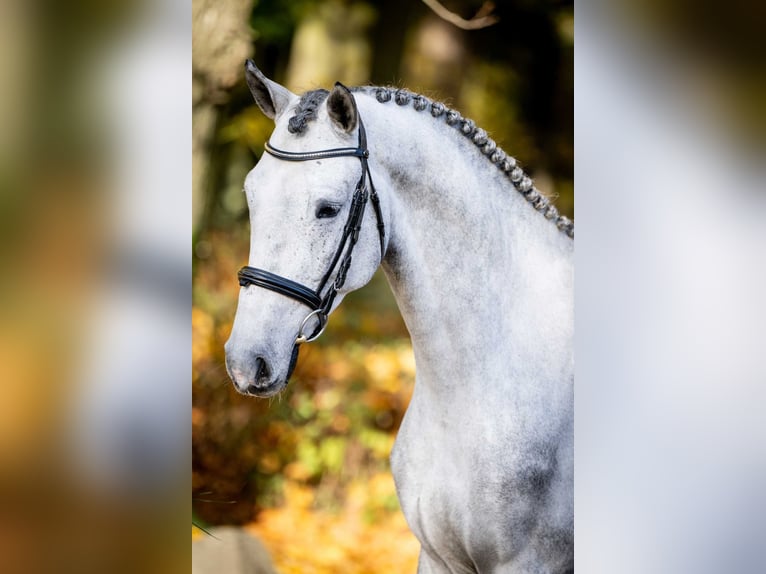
[225,346,299,398]
[225,354,286,398]
[244,345,299,398]
[242,379,287,398]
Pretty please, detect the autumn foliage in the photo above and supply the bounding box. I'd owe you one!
[193,228,419,571]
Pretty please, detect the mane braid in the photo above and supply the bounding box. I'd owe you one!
[352,86,574,239]
[288,89,329,135]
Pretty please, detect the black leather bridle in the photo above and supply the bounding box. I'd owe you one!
[238,84,385,345]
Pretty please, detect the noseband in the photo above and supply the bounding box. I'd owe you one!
[238,85,385,345]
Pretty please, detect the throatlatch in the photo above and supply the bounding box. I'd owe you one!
[238,83,385,345]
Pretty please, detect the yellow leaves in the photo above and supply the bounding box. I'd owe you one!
[326,356,353,381]
[257,452,282,475]
[193,229,420,562]
[283,461,312,482]
[282,482,315,511]
[219,107,273,153]
[364,349,398,390]
[329,413,350,433]
[315,388,341,411]
[293,393,316,421]
[191,407,205,427]
[348,472,401,524]
[191,306,214,379]
[397,345,417,377]
[294,436,347,479]
[358,429,394,461]
[292,341,416,394]
[364,343,416,394]
[318,436,347,474]
[247,474,419,574]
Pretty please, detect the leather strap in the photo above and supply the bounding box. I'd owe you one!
[237,267,321,310]
[264,141,368,161]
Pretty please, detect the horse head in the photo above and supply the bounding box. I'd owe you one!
[225,61,388,397]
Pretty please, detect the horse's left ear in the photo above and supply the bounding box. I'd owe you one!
[327,82,358,133]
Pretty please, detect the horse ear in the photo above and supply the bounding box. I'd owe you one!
[327,82,358,133]
[244,60,296,121]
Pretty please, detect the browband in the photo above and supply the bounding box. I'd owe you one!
[264,141,369,161]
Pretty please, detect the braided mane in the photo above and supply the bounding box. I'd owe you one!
[286,86,574,239]
[287,89,329,134]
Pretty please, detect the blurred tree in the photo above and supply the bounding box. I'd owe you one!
[286,0,376,89]
[192,0,256,236]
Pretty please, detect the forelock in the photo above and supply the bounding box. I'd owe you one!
[287,89,330,135]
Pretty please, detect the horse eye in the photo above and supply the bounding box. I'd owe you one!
[315,203,341,219]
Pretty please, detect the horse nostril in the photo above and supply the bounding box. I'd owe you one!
[254,357,268,380]
[243,357,271,395]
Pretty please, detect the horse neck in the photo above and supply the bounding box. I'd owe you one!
[359,94,573,394]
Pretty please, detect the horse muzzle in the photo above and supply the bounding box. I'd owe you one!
[224,342,300,398]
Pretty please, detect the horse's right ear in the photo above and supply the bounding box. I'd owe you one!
[244,60,296,121]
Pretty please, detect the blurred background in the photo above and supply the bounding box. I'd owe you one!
[1,0,189,572]
[192,0,573,571]
[576,1,766,574]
